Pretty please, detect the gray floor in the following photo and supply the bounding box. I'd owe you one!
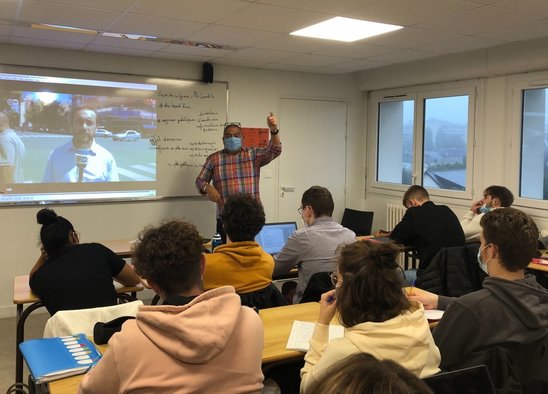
[0,311,49,392]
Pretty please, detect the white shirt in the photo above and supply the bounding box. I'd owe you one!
[0,129,25,183]
[42,140,119,182]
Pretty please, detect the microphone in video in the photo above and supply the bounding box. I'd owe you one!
[74,150,91,183]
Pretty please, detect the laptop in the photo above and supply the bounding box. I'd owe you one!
[255,222,297,255]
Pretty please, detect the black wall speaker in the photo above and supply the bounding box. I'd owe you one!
[202,62,213,84]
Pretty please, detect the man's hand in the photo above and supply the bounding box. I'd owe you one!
[205,184,222,204]
[470,200,482,214]
[267,112,278,132]
[407,289,439,310]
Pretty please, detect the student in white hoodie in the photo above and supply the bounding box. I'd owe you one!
[300,241,440,394]
[79,220,264,394]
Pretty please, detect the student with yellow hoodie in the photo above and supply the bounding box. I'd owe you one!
[204,193,274,296]
[300,241,440,394]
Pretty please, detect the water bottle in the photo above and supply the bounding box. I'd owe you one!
[211,233,222,251]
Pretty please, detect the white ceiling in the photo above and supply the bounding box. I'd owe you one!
[1,0,548,74]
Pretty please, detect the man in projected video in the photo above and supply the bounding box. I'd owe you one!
[42,108,119,182]
[0,112,25,185]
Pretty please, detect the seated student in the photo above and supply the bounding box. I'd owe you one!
[79,220,264,394]
[409,208,548,371]
[29,208,139,316]
[307,353,433,394]
[203,193,274,296]
[274,186,356,303]
[300,241,440,393]
[460,185,513,241]
[380,185,465,274]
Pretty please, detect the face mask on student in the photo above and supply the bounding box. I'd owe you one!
[478,204,491,214]
[477,244,490,274]
[224,136,242,152]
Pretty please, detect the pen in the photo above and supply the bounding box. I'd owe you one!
[409,278,416,295]
[326,294,336,303]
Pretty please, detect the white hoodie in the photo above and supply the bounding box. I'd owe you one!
[79,286,264,394]
[300,301,441,393]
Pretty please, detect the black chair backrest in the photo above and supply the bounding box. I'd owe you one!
[341,208,374,236]
[238,283,288,310]
[299,272,334,303]
[422,365,496,394]
[464,335,548,393]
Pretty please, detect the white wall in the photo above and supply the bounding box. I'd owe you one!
[0,43,366,316]
[358,36,548,236]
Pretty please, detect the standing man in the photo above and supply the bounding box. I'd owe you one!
[460,185,514,241]
[196,113,281,241]
[387,185,465,275]
[0,112,25,184]
[43,107,119,182]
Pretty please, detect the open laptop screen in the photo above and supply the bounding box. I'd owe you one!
[255,222,297,255]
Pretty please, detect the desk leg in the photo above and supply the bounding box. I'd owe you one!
[15,302,45,384]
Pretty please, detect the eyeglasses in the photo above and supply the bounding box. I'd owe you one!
[224,122,241,128]
[330,272,342,287]
[297,207,304,215]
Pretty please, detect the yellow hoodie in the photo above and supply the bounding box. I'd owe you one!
[204,241,274,293]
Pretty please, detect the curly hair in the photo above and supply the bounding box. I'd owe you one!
[36,208,74,257]
[307,353,433,394]
[221,194,265,242]
[336,241,410,327]
[132,220,204,296]
[483,185,514,207]
[480,208,538,271]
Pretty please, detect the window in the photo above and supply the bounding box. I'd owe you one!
[520,88,548,200]
[370,84,477,196]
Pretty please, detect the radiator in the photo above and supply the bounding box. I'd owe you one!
[386,204,406,231]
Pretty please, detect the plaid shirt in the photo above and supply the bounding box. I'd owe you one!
[196,142,282,215]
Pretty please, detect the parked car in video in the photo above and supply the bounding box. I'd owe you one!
[95,128,113,138]
[112,130,141,141]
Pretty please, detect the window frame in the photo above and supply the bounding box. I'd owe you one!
[507,73,548,210]
[367,81,481,201]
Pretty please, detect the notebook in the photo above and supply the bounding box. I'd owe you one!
[20,333,102,384]
[255,222,297,255]
[286,320,345,352]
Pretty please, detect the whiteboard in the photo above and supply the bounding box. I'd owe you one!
[152,80,227,197]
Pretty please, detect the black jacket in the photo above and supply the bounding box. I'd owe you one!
[415,244,486,297]
[390,201,465,270]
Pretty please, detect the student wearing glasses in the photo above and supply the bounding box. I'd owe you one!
[195,113,281,242]
[300,241,440,393]
[29,208,139,316]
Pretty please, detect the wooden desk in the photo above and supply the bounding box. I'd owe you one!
[13,275,143,385]
[529,261,548,273]
[98,239,134,258]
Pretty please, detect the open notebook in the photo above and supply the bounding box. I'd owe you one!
[286,321,345,352]
[255,222,297,255]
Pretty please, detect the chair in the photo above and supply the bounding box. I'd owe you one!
[422,365,496,394]
[341,208,374,236]
[299,272,334,303]
[43,300,143,338]
[238,283,288,310]
[462,335,548,393]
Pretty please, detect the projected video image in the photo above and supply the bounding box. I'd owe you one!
[1,91,156,183]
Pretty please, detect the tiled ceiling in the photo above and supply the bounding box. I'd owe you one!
[1,0,548,74]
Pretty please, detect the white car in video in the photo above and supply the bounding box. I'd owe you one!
[95,128,113,138]
[112,130,141,141]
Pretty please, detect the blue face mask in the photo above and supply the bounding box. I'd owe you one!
[477,245,490,274]
[224,136,242,152]
[479,204,491,214]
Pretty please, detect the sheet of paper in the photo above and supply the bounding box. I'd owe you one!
[286,320,344,352]
[424,309,444,320]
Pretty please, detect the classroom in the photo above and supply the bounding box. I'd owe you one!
[1,0,548,391]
